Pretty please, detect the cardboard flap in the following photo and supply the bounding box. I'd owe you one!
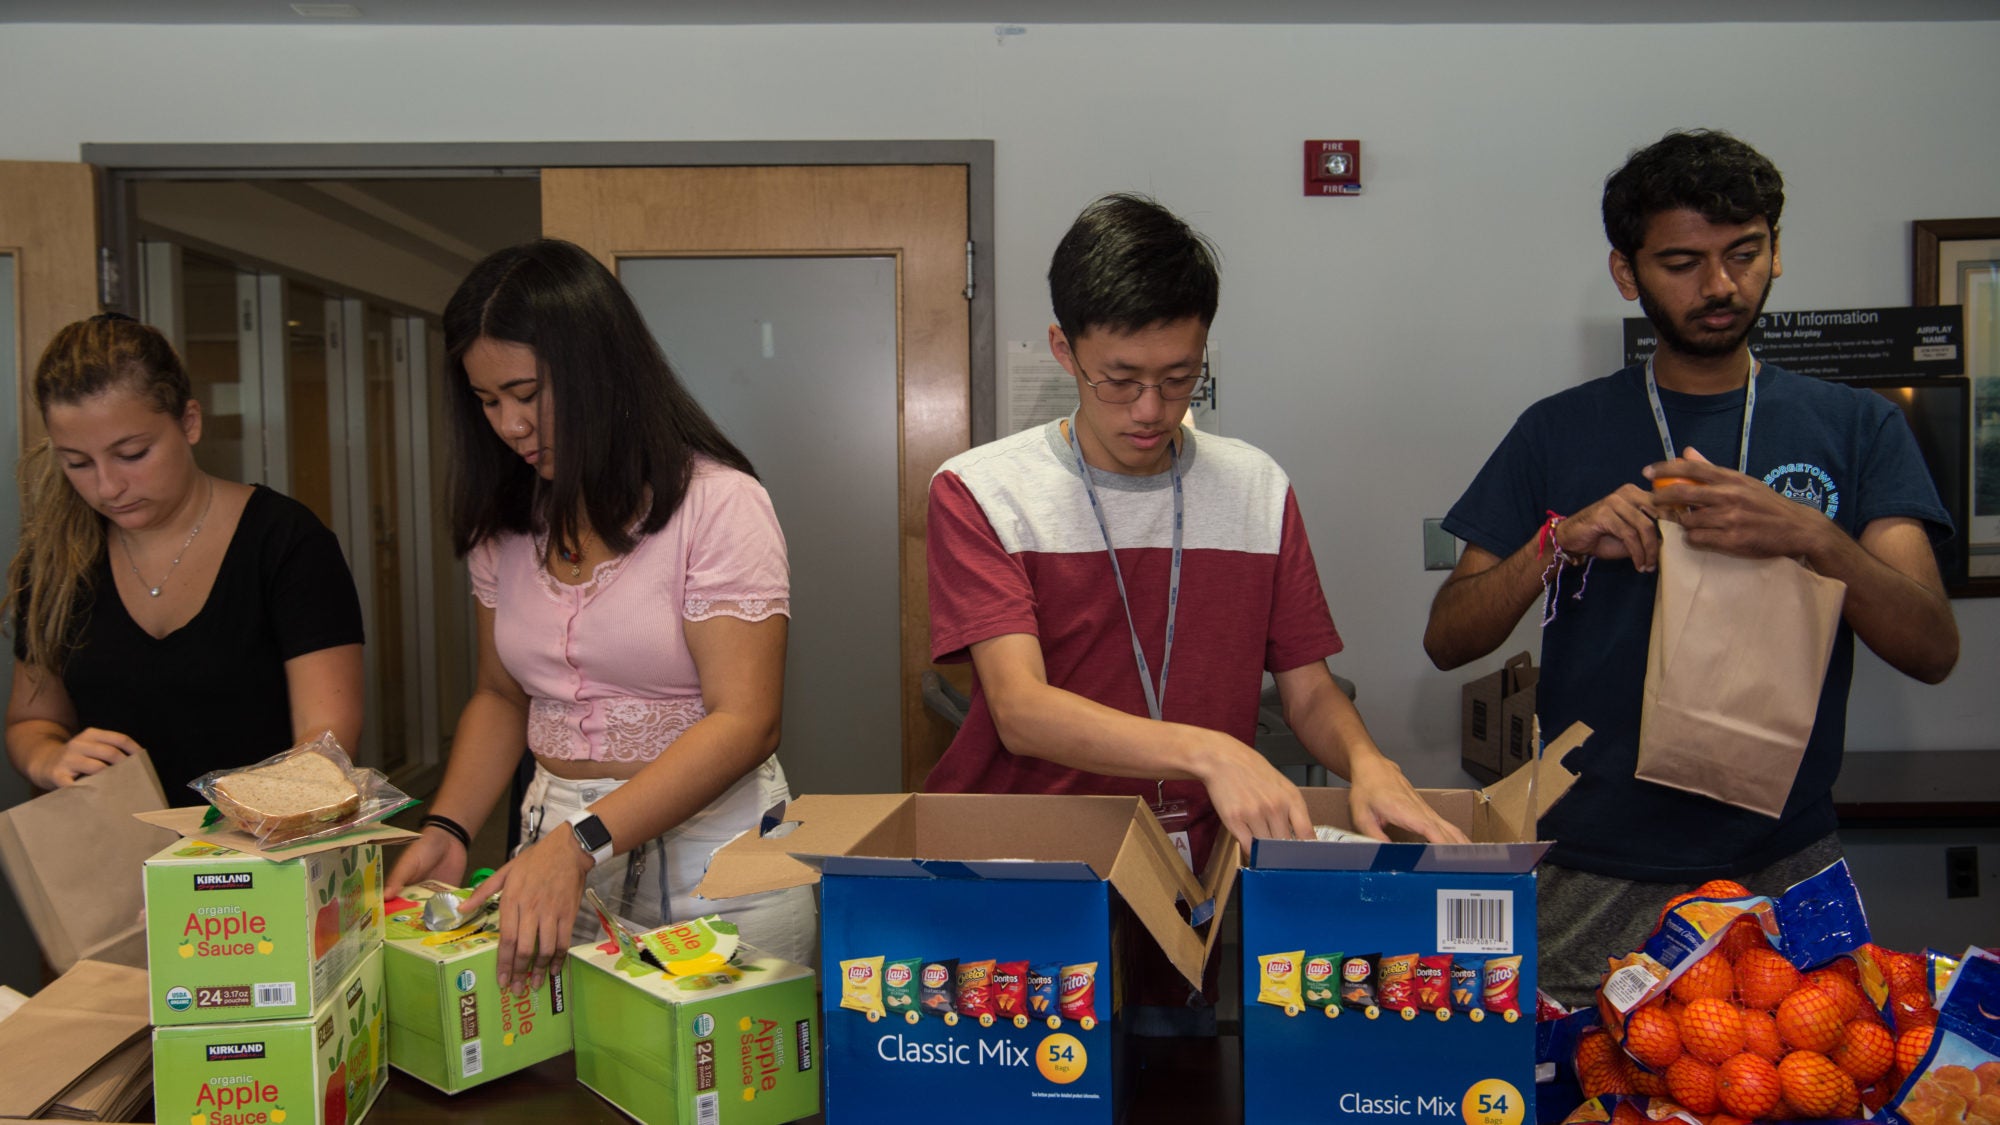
[695,792,910,900]
[134,806,414,859]
[1197,838,1241,965]
[1478,722,1588,842]
[1106,816,1212,989]
[0,960,148,1118]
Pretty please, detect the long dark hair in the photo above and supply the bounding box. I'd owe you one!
[442,239,756,558]
[4,315,194,673]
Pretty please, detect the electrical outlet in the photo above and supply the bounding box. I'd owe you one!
[1423,519,1459,571]
[1946,845,1978,899]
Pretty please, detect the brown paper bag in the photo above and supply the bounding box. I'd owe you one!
[1636,521,1847,817]
[0,752,177,973]
[0,959,148,1118]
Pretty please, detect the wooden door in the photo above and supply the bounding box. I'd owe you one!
[0,161,101,439]
[542,165,970,793]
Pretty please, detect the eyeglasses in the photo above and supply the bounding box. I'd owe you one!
[1079,371,1209,404]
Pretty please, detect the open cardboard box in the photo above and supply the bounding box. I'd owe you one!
[698,793,1238,1124]
[1239,723,1586,1125]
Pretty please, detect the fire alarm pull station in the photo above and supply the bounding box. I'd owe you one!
[1304,140,1362,196]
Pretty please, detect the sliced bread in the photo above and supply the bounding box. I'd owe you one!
[209,751,361,840]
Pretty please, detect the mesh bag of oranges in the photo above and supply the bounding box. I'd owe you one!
[1881,949,1998,1125]
[1562,860,1959,1125]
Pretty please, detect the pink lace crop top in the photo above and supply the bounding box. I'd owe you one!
[468,460,790,763]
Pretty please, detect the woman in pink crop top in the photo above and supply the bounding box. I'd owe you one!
[386,239,814,989]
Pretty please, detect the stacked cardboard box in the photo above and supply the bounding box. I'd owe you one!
[139,813,401,1125]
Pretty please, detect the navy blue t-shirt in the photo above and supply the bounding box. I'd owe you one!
[1443,364,1950,882]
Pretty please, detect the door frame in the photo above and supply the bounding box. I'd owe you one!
[85,140,995,446]
[87,141,998,790]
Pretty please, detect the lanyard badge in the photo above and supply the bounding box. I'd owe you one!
[1064,416,1196,870]
[1644,353,1759,472]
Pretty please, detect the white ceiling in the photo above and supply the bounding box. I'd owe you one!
[4,0,1995,23]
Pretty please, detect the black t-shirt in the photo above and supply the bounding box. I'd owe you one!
[1443,364,1950,882]
[15,486,365,800]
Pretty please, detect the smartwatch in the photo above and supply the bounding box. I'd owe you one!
[566,811,614,868]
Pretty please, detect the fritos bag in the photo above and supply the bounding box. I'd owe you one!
[1637,521,1845,818]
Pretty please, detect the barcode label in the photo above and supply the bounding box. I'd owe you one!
[1602,964,1658,1014]
[254,983,296,1008]
[1436,890,1513,954]
[461,1040,483,1077]
[695,1091,719,1125]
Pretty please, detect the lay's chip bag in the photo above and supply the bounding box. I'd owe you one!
[1303,952,1343,1014]
[1258,950,1305,1016]
[883,956,923,1023]
[840,955,886,1021]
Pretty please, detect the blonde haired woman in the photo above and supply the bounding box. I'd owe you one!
[5,314,364,798]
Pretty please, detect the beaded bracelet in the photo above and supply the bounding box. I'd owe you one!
[1537,511,1592,625]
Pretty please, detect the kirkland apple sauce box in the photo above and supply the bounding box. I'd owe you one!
[143,835,385,1027]
[153,944,386,1125]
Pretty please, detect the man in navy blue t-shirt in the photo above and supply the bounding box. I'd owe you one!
[1424,130,1959,1006]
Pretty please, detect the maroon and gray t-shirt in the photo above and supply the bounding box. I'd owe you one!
[924,419,1342,872]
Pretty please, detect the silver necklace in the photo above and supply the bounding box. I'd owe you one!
[120,477,216,597]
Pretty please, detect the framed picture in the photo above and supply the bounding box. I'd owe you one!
[1913,217,2000,597]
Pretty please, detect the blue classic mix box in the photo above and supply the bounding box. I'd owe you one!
[699,792,1238,1125]
[1241,726,1586,1125]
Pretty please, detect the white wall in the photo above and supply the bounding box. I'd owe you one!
[2,21,1995,787]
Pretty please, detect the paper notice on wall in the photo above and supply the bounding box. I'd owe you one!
[1007,341,1074,434]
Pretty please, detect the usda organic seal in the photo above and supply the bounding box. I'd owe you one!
[456,970,477,993]
[693,1012,714,1037]
[165,986,193,1012]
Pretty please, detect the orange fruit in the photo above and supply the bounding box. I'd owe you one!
[1779,1050,1860,1117]
[1667,1056,1721,1114]
[1858,1080,1893,1111]
[1624,1054,1668,1097]
[1882,949,1926,997]
[1658,890,1700,926]
[1692,879,1752,899]
[1610,1103,1650,1125]
[1709,1116,1752,1125]
[1821,956,1862,985]
[1715,1053,1783,1119]
[1679,998,1748,1065]
[1777,986,1847,1053]
[1897,1024,1936,1077]
[1734,947,1802,1011]
[1830,1019,1895,1084]
[1807,968,1867,1021]
[1739,1008,1783,1061]
[1716,917,1768,963]
[1627,1004,1685,1070]
[1673,955,1737,1004]
[1578,1028,1618,1073]
[1892,988,1938,1031]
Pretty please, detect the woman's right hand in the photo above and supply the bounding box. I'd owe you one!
[385,827,469,898]
[28,727,143,788]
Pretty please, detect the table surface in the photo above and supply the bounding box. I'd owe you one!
[368,1034,1243,1125]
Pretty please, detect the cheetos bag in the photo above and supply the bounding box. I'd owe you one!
[1636,520,1846,817]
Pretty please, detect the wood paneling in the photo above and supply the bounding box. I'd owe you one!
[543,165,971,791]
[0,161,100,442]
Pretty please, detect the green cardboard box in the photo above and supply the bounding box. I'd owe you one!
[153,944,386,1125]
[382,883,574,1092]
[144,836,384,1026]
[569,934,819,1125]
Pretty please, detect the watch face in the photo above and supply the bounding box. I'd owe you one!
[574,815,613,852]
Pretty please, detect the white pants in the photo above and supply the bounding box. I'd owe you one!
[519,758,817,967]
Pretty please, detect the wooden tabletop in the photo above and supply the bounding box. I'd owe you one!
[368,1033,1243,1125]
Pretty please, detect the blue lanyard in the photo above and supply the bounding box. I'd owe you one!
[1644,353,1759,471]
[1064,415,1184,723]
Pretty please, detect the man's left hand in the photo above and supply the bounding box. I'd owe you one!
[1645,447,1832,562]
[1346,753,1469,844]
